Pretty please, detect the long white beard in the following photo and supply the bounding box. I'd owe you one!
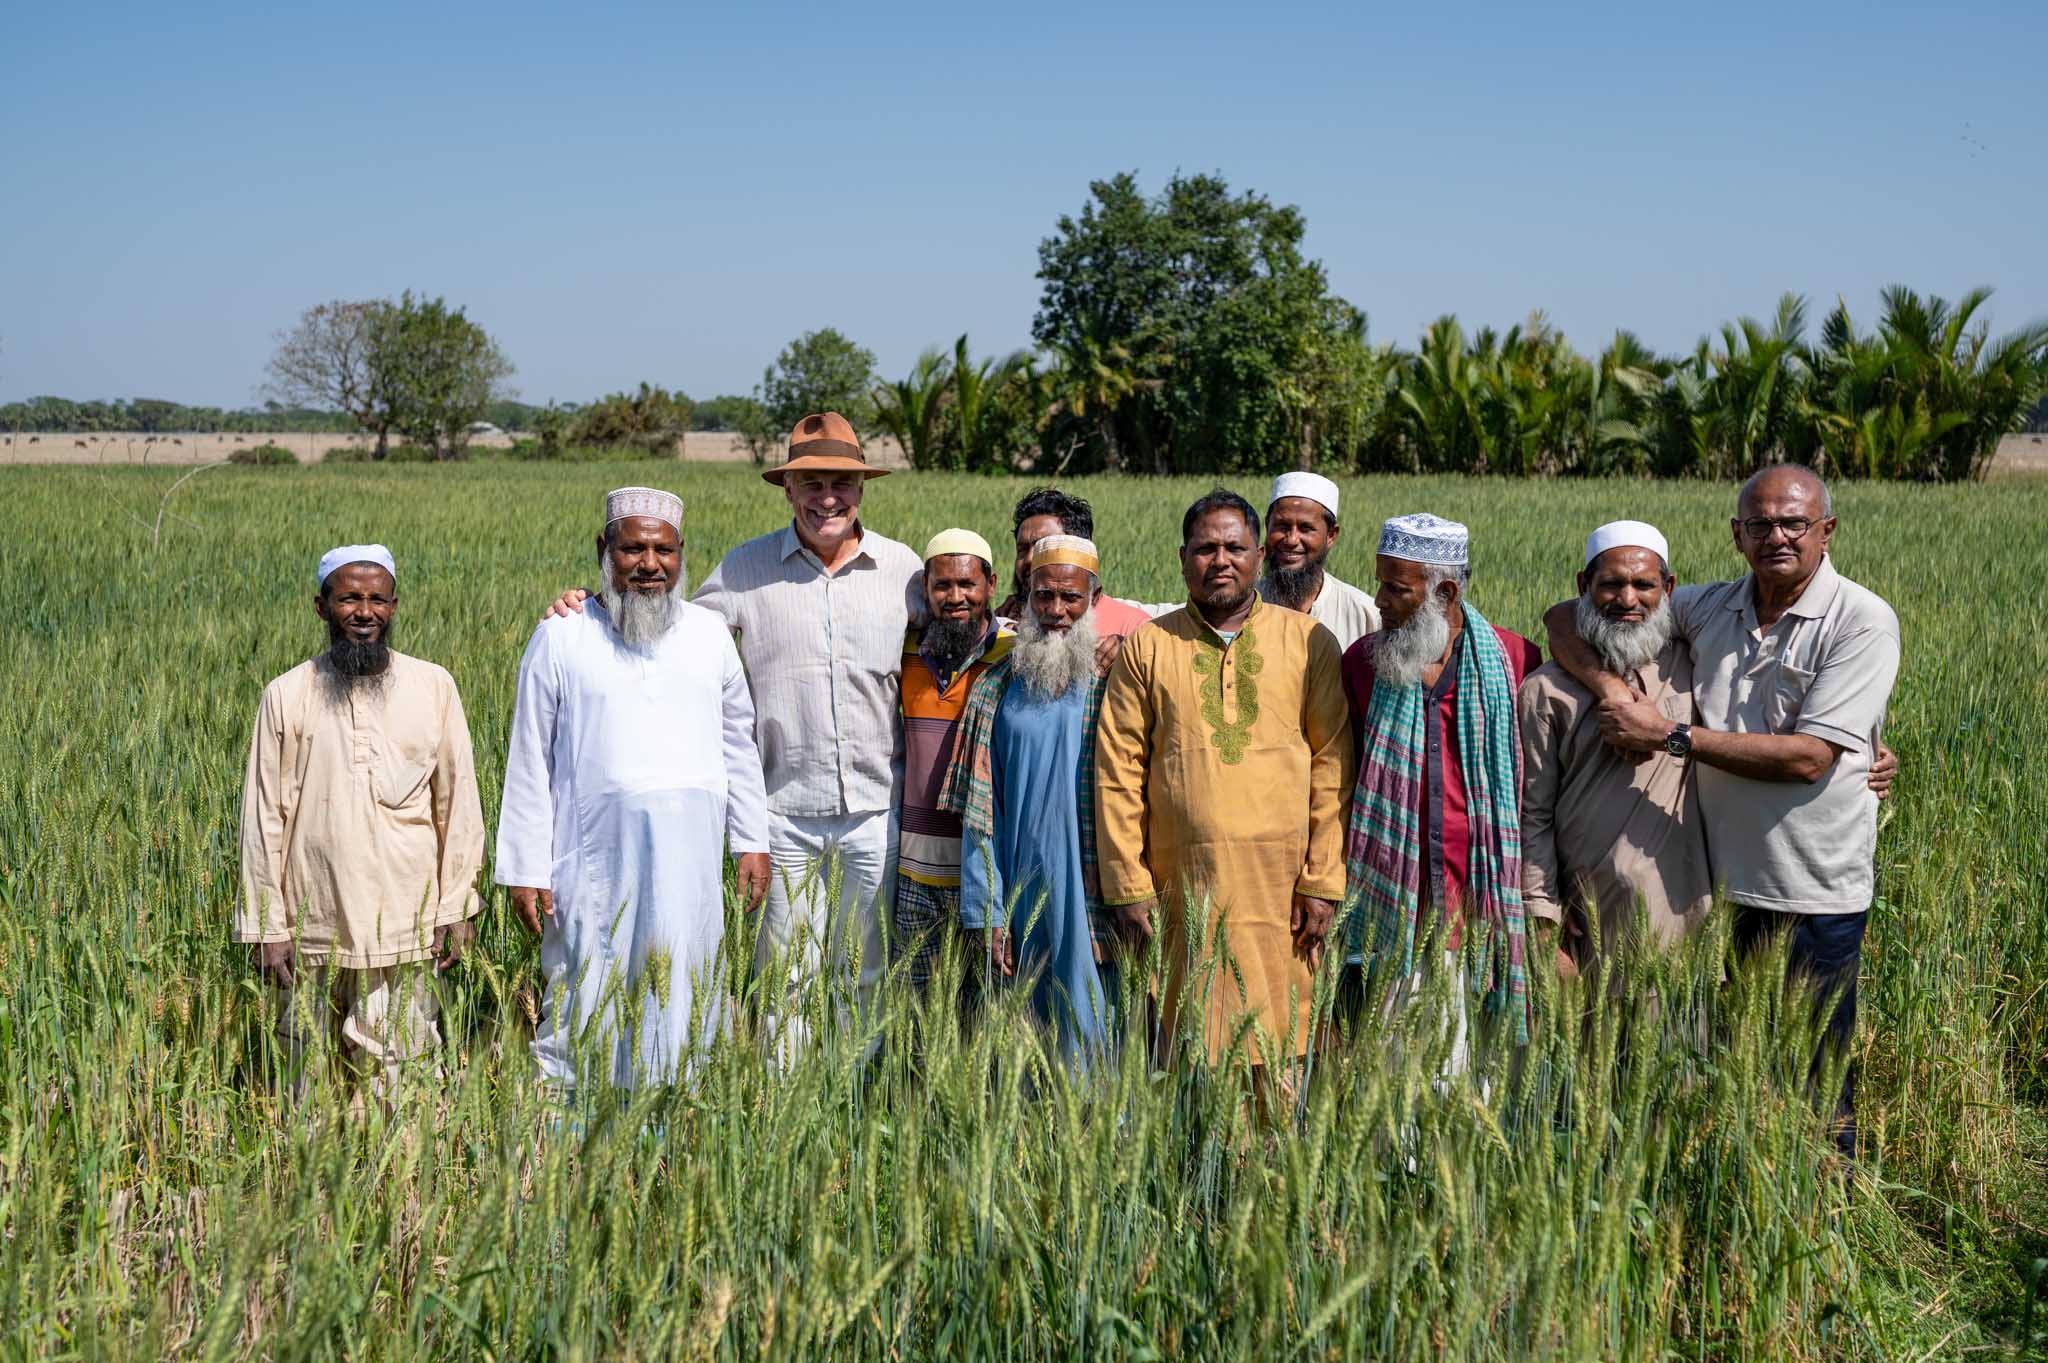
[1374,590,1451,688]
[1013,608,1097,699]
[1576,592,1674,676]
[599,558,687,649]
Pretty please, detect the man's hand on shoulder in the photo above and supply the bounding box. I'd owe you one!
[541,588,592,623]
[1093,630,1127,679]
[1595,694,1666,755]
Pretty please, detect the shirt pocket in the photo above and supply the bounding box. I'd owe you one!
[374,752,434,809]
[1762,658,1816,733]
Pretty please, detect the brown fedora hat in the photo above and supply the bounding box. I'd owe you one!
[762,411,891,485]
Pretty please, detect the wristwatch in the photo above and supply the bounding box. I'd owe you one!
[1663,722,1693,758]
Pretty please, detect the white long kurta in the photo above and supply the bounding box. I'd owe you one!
[496,600,769,1088]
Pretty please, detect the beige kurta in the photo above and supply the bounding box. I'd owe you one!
[239,652,486,967]
[1093,597,1354,1059]
[1516,643,1712,960]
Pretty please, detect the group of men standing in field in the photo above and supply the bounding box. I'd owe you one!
[238,411,1899,1152]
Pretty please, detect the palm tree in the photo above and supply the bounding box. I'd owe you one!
[1388,316,1488,473]
[1042,316,1156,472]
[1583,331,1667,475]
[1870,286,2048,481]
[870,347,953,471]
[949,335,1030,472]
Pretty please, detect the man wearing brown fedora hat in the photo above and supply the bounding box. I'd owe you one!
[546,411,922,1066]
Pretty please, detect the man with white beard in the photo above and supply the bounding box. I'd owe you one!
[1342,514,1543,1051]
[940,535,1115,1065]
[1516,522,1712,984]
[497,487,770,1090]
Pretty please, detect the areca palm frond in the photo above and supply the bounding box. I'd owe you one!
[871,347,953,471]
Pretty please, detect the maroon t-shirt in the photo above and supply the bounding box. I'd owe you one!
[1342,622,1542,943]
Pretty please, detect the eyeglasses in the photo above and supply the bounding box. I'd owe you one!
[1738,516,1816,541]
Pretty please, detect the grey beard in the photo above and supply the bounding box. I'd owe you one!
[1576,592,1674,676]
[922,613,987,677]
[1012,609,1097,700]
[599,558,686,649]
[1261,557,1327,610]
[1374,590,1451,689]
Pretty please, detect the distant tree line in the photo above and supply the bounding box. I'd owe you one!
[0,397,348,434]
[11,171,2044,477]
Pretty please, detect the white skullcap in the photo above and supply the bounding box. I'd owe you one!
[1029,534,1100,576]
[924,527,994,565]
[317,543,396,587]
[1378,513,1468,567]
[604,486,683,532]
[1583,520,1670,569]
[1269,471,1340,520]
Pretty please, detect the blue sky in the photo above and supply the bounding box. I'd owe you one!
[4,0,2043,408]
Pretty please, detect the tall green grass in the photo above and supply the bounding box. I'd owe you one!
[0,463,2041,1359]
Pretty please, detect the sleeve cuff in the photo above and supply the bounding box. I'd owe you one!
[493,868,552,890]
[1795,719,1866,754]
[1102,886,1157,908]
[1295,874,1345,903]
[1524,896,1563,925]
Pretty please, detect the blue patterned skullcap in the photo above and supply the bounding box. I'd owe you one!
[1377,513,1469,567]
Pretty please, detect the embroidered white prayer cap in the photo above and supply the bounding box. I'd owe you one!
[1268,471,1341,520]
[923,528,994,565]
[1582,519,1670,569]
[603,486,683,533]
[316,543,396,587]
[1377,513,1468,567]
[1029,534,1100,576]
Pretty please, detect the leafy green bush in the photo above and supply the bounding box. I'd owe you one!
[570,384,689,457]
[228,442,298,466]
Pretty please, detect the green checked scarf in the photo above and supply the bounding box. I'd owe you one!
[1345,602,1529,1041]
[937,657,1112,953]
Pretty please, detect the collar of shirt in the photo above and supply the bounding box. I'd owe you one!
[777,519,875,574]
[1188,591,1264,645]
[917,618,1002,691]
[1732,553,1841,626]
[1427,624,1467,701]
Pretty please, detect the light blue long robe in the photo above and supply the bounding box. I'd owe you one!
[960,678,1112,1066]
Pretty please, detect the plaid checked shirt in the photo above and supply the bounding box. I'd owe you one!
[937,658,1113,954]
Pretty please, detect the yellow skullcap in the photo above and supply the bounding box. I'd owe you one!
[1029,533,1100,576]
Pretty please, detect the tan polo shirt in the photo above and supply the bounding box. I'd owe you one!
[1674,556,1900,915]
[1517,643,1712,951]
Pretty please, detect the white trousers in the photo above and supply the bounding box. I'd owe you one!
[276,963,440,1103]
[753,808,896,1065]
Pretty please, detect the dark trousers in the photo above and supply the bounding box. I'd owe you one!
[1732,905,1867,1159]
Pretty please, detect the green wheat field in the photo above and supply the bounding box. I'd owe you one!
[2,462,2043,1360]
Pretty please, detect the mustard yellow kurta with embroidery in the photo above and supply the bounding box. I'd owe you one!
[1092,597,1354,1059]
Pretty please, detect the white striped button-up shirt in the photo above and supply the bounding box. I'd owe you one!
[695,521,923,818]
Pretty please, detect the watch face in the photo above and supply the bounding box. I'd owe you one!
[1664,726,1691,757]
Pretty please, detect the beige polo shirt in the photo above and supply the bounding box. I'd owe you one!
[1674,556,1900,915]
